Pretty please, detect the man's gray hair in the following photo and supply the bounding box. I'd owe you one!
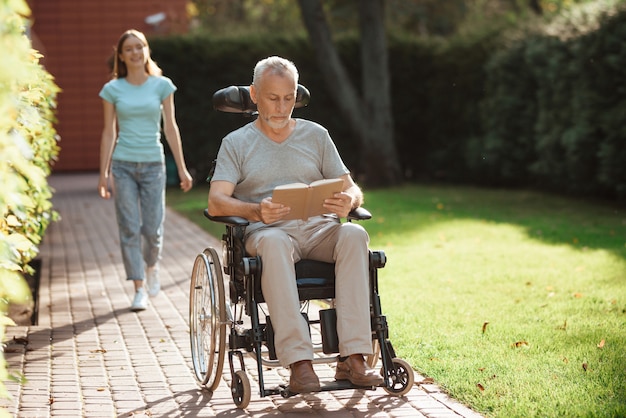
[252,56,299,86]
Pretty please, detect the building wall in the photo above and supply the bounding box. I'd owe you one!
[28,0,188,172]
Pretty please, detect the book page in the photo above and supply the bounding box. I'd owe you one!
[272,186,308,220]
[273,182,308,191]
[307,178,343,218]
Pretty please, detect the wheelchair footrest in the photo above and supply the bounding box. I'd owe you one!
[282,380,379,397]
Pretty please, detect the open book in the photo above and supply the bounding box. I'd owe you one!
[271,178,343,221]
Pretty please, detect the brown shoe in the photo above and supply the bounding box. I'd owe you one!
[335,354,384,387]
[289,360,321,393]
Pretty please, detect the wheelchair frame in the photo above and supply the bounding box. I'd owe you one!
[189,85,414,408]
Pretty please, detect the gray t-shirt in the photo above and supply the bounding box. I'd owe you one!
[211,118,349,203]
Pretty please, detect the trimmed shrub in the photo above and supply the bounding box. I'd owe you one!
[0,0,59,404]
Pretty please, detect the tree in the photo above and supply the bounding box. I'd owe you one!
[297,0,402,186]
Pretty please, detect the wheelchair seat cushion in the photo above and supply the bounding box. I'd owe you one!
[254,259,336,303]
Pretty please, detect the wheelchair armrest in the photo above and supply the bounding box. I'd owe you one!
[203,208,249,227]
[347,207,372,221]
[202,207,370,225]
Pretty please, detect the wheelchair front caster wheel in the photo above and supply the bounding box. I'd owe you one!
[383,358,414,396]
[232,370,251,409]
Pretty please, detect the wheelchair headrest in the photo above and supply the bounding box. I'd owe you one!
[212,84,310,114]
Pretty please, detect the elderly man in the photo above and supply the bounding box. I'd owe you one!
[208,56,383,393]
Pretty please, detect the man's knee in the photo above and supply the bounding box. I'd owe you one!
[338,223,369,244]
[251,229,293,255]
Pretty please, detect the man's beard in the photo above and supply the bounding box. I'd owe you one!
[261,114,291,130]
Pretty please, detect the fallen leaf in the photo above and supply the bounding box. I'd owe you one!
[582,362,588,371]
[512,340,529,348]
[597,339,605,349]
[482,321,489,334]
[573,292,583,298]
[477,383,485,392]
[90,348,107,354]
[12,337,29,345]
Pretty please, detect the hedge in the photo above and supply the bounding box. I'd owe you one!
[0,0,59,405]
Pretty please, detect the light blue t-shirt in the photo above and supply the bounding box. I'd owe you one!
[99,75,176,163]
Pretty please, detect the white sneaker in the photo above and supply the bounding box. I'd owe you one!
[146,265,160,297]
[131,288,148,311]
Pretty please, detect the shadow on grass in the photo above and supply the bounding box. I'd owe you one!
[360,184,626,261]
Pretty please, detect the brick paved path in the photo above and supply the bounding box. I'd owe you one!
[1,173,483,418]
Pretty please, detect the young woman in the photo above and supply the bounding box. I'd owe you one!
[98,29,193,311]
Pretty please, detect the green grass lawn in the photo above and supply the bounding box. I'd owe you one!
[167,183,626,418]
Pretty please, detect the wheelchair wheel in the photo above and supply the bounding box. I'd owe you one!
[189,248,226,391]
[232,370,251,409]
[383,358,414,396]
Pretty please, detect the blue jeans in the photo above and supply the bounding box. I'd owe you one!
[111,160,165,281]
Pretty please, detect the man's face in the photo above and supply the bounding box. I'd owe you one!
[252,72,297,130]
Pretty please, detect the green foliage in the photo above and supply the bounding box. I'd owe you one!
[468,0,626,198]
[154,0,626,199]
[188,0,307,37]
[0,0,59,405]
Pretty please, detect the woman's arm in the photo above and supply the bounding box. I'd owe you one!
[98,100,117,199]
[162,93,193,192]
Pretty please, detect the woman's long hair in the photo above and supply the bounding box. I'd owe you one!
[111,29,162,79]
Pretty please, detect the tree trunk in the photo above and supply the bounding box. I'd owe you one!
[297,0,401,186]
[529,0,543,15]
[358,0,401,186]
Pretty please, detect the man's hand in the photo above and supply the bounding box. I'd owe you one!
[259,197,291,224]
[323,192,354,218]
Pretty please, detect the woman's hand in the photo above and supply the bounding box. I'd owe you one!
[179,169,193,192]
[98,174,112,199]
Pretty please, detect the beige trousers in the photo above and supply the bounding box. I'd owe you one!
[244,217,373,367]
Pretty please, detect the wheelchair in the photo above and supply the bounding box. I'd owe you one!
[189,84,414,409]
